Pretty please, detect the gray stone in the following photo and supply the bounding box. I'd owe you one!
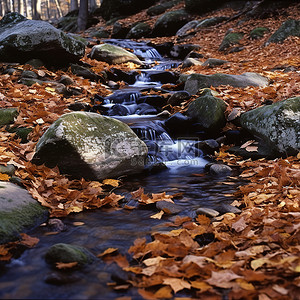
[176,20,199,37]
[0,107,18,126]
[267,19,300,44]
[32,112,148,180]
[196,16,228,28]
[0,164,16,176]
[153,9,191,37]
[187,89,227,133]
[0,12,85,65]
[59,75,74,86]
[209,164,232,176]
[218,203,241,215]
[126,22,151,39]
[167,91,190,106]
[147,0,181,16]
[181,72,269,95]
[20,78,67,95]
[182,57,202,68]
[196,207,219,218]
[202,58,228,68]
[219,32,244,51]
[240,97,300,156]
[0,182,48,244]
[185,0,231,14]
[89,43,143,65]
[45,243,95,267]
[156,201,182,214]
[21,70,38,79]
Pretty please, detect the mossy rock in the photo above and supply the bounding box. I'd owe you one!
[219,32,244,51]
[240,97,300,156]
[153,9,191,37]
[45,243,95,267]
[89,43,143,65]
[0,107,19,126]
[32,112,148,180]
[147,0,181,16]
[92,29,111,39]
[126,22,152,39]
[187,89,227,133]
[0,182,48,244]
[250,27,269,39]
[6,126,32,143]
[196,16,228,28]
[267,19,300,44]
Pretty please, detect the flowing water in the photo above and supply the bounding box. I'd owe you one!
[0,40,242,299]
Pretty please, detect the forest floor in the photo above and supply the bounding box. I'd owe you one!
[0,2,300,299]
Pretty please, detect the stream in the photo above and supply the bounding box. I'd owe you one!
[0,40,242,299]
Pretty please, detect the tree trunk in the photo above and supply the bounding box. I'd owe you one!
[70,0,78,11]
[32,0,41,19]
[54,0,62,17]
[89,0,97,11]
[2,0,10,13]
[77,0,88,31]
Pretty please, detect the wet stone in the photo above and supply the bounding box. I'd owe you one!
[196,207,219,218]
[218,203,242,215]
[209,164,232,176]
[156,200,182,214]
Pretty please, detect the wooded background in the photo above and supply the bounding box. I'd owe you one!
[0,0,101,20]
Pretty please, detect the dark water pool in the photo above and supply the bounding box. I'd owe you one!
[0,164,241,299]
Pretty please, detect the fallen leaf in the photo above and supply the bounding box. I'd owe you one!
[103,179,120,187]
[56,261,78,269]
[163,278,191,293]
[232,217,248,232]
[154,286,173,299]
[206,270,242,288]
[98,247,118,257]
[150,210,164,219]
[0,173,10,181]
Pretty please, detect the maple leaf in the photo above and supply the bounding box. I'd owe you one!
[206,270,242,288]
[163,278,191,293]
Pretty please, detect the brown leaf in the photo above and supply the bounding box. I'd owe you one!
[98,247,119,257]
[206,270,242,288]
[56,261,78,269]
[163,278,191,293]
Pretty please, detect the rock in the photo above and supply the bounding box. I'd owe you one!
[196,16,228,28]
[250,27,269,39]
[70,64,100,81]
[6,126,32,143]
[147,0,180,16]
[47,219,66,232]
[0,182,48,244]
[170,44,200,59]
[209,163,232,176]
[267,19,300,44]
[167,91,190,106]
[164,112,191,137]
[108,104,130,116]
[21,70,38,79]
[0,164,16,176]
[218,203,241,215]
[106,90,141,104]
[176,20,199,37]
[20,78,67,95]
[219,32,244,51]
[89,43,143,65]
[59,75,74,86]
[186,89,227,133]
[152,9,191,37]
[202,58,228,68]
[111,21,131,39]
[99,0,156,20]
[182,57,202,68]
[107,68,138,85]
[146,70,179,84]
[196,207,219,218]
[0,12,85,65]
[32,112,148,180]
[240,97,300,156]
[138,95,167,108]
[126,22,152,39]
[195,139,219,154]
[156,201,182,214]
[181,72,269,95]
[92,28,111,39]
[45,243,95,267]
[25,58,44,68]
[44,272,80,285]
[0,107,18,126]
[135,103,158,115]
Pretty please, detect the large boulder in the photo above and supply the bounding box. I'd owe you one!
[0,12,85,65]
[89,43,143,65]
[267,19,300,44]
[152,9,191,37]
[126,22,152,39]
[99,0,157,20]
[219,32,244,51]
[186,89,227,134]
[0,182,48,244]
[32,112,148,180]
[240,97,300,156]
[181,72,269,95]
[0,107,18,126]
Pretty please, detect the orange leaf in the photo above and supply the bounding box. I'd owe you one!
[0,173,10,181]
[56,261,78,269]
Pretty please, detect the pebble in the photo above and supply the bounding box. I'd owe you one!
[196,207,219,218]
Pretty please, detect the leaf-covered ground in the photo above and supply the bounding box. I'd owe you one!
[0,2,300,299]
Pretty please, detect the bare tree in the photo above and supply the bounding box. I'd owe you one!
[77,0,88,31]
[89,0,96,11]
[54,0,62,17]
